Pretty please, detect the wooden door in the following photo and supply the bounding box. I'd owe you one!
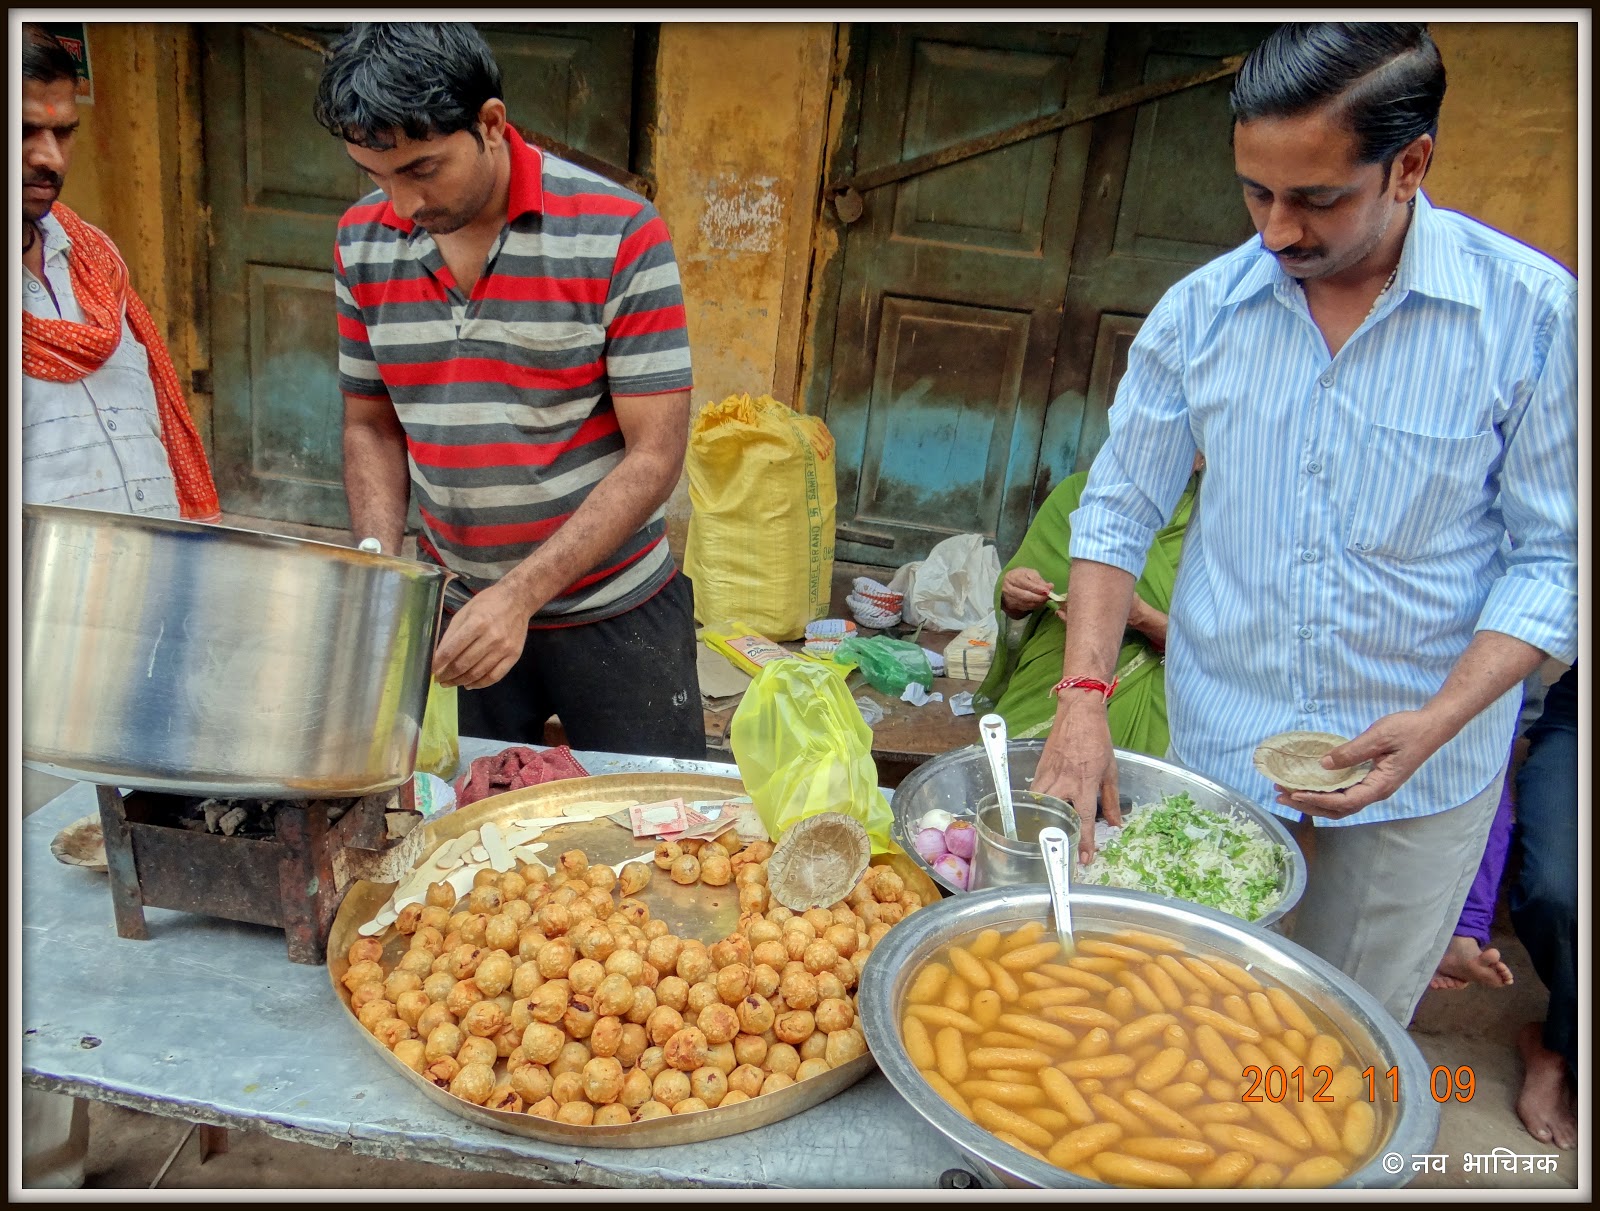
[814,22,1270,566]
[1035,23,1271,494]
[815,24,1109,566]
[201,22,637,526]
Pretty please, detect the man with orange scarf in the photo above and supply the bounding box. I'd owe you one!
[21,24,218,522]
[19,25,221,1189]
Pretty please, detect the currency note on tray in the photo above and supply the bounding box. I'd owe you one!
[676,798,758,841]
[628,797,688,838]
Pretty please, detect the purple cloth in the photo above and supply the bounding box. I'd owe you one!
[1455,772,1515,946]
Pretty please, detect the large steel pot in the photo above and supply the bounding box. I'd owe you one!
[890,741,1307,928]
[858,885,1440,1189]
[22,505,450,798]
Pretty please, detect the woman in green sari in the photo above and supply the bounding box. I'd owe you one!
[975,463,1200,756]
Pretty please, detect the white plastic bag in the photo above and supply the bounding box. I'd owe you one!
[888,533,1001,632]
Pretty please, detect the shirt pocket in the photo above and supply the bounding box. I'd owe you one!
[1345,423,1501,561]
[463,316,603,360]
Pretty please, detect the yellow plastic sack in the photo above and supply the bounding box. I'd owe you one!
[684,393,836,642]
[415,677,459,779]
[729,659,893,854]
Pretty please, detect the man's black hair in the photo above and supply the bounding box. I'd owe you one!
[1230,23,1446,172]
[23,24,80,87]
[313,22,503,151]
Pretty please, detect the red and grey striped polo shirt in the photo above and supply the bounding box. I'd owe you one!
[333,126,693,625]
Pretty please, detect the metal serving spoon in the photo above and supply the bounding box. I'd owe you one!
[1038,825,1076,957]
[978,713,1017,839]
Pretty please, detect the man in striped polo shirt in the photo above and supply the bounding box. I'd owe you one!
[316,23,704,759]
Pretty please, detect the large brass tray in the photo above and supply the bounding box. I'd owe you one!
[329,772,923,1148]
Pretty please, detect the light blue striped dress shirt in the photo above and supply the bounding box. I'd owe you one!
[1069,191,1578,826]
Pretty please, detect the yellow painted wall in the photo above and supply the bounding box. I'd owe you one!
[1428,22,1579,271]
[650,22,835,552]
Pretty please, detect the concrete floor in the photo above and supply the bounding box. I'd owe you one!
[21,516,1582,1190]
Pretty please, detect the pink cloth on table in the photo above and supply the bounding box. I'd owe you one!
[453,745,589,807]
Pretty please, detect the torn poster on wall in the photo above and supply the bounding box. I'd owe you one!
[38,22,93,104]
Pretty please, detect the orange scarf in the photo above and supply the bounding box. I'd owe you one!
[21,203,220,522]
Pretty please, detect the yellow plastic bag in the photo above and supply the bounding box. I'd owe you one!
[729,659,893,854]
[416,677,459,779]
[684,393,836,642]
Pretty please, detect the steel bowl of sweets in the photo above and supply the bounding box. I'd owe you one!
[857,884,1439,1189]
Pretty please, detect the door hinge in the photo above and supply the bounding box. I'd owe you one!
[190,368,213,396]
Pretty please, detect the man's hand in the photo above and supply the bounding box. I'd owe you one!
[1031,696,1124,864]
[427,388,690,693]
[1034,558,1141,861]
[1274,708,1452,819]
[432,582,532,690]
[1125,595,1169,650]
[1001,567,1055,618]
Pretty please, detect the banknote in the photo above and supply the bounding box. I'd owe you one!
[628,797,689,838]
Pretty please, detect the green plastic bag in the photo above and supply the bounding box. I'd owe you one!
[729,659,894,854]
[416,677,459,779]
[832,635,935,696]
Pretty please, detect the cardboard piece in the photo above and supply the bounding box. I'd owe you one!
[697,641,753,701]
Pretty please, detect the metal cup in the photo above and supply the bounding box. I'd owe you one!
[968,790,1082,891]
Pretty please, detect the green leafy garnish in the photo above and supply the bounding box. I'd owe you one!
[1079,793,1289,922]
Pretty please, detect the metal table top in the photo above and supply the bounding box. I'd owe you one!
[20,740,981,1189]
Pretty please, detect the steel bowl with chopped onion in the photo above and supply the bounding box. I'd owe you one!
[889,743,1306,929]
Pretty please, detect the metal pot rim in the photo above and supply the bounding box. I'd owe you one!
[22,502,448,582]
[972,792,1079,856]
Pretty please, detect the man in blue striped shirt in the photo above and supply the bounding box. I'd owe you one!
[1035,24,1577,1029]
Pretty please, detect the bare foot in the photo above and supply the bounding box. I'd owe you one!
[1429,935,1514,990]
[1516,1022,1578,1149]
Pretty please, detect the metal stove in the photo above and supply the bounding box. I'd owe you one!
[94,781,424,965]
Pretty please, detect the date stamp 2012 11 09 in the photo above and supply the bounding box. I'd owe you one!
[1241,1063,1478,1103]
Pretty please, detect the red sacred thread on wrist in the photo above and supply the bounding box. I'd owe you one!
[1052,675,1118,702]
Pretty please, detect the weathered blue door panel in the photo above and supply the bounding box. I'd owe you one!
[815,23,1266,565]
[202,23,637,526]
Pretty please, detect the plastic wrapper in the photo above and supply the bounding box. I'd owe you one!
[729,659,894,854]
[886,533,1001,631]
[854,696,885,726]
[411,772,458,820]
[700,622,829,678]
[833,635,935,697]
[415,677,459,778]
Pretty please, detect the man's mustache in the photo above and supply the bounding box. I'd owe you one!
[25,171,63,189]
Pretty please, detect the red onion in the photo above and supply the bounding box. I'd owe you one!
[914,827,948,864]
[944,819,977,861]
[933,853,970,889]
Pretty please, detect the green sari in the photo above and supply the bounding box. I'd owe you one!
[974,471,1196,756]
